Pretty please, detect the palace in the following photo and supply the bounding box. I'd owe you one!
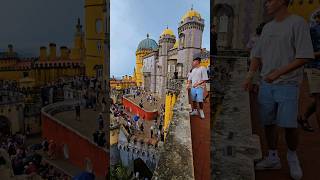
[0,0,106,87]
[133,8,209,97]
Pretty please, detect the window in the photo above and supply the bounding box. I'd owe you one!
[23,72,29,77]
[97,41,102,54]
[95,19,103,33]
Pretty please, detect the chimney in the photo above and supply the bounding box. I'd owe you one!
[8,44,13,53]
[60,46,69,60]
[40,46,47,61]
[49,43,56,60]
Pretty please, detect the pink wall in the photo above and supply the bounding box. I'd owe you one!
[42,114,108,177]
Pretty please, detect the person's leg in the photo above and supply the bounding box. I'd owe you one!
[276,84,302,179]
[193,101,198,109]
[255,83,281,170]
[285,128,299,151]
[265,125,279,150]
[199,102,203,109]
[197,88,205,119]
[190,88,198,115]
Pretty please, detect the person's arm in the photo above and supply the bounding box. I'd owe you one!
[187,72,192,89]
[243,57,261,90]
[265,19,315,83]
[193,67,209,87]
[264,59,308,83]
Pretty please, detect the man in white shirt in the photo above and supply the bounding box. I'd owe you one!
[243,0,315,179]
[187,57,209,119]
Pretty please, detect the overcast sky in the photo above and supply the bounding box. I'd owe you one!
[110,0,210,77]
[0,0,84,56]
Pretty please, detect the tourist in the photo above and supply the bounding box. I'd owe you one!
[187,57,209,119]
[150,125,154,138]
[298,11,320,131]
[160,130,164,142]
[48,140,56,160]
[42,138,49,152]
[26,124,31,136]
[140,122,144,132]
[101,97,107,113]
[97,113,104,130]
[243,0,315,179]
[93,130,99,144]
[75,103,81,121]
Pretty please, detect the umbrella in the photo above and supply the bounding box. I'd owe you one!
[73,171,95,180]
[133,115,139,122]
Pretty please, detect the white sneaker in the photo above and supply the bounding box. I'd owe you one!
[287,152,303,180]
[190,109,198,116]
[199,109,205,119]
[255,156,281,170]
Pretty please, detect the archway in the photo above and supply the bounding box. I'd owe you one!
[133,158,152,179]
[213,4,235,49]
[0,116,11,139]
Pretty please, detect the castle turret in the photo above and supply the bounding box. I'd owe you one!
[135,34,158,87]
[40,46,47,61]
[49,43,57,61]
[177,7,204,77]
[60,46,70,60]
[7,44,13,54]
[158,27,176,96]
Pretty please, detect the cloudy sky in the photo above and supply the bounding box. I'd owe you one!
[110,0,210,77]
[0,0,84,56]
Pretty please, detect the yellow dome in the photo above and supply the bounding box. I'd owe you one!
[173,40,179,49]
[161,28,175,36]
[181,8,201,21]
[288,0,320,21]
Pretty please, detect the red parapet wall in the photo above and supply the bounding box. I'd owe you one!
[122,97,158,120]
[42,114,108,177]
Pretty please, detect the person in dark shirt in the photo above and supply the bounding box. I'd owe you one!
[75,104,80,121]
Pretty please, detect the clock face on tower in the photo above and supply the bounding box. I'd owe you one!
[96,19,103,33]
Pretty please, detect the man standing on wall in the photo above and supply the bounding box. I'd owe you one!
[187,57,209,119]
[243,0,315,179]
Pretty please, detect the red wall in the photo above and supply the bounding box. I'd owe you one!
[122,97,158,120]
[42,114,108,177]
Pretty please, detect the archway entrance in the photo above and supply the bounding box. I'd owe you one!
[0,116,11,139]
[133,158,152,179]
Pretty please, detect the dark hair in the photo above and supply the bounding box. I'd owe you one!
[193,57,201,61]
[256,22,266,35]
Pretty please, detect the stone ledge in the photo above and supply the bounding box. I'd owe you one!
[212,57,262,180]
[152,81,194,180]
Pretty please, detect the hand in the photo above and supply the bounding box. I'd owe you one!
[192,82,199,88]
[242,79,253,91]
[264,69,281,83]
[186,83,191,89]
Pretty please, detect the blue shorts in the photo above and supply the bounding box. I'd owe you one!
[258,82,299,128]
[190,87,204,103]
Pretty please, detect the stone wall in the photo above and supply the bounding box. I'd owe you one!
[152,81,194,180]
[212,56,262,179]
[41,100,108,177]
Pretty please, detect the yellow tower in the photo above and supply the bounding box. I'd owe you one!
[84,0,106,78]
[288,0,320,21]
[135,34,158,86]
[70,18,85,61]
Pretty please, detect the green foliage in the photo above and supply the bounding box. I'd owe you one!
[110,164,132,180]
